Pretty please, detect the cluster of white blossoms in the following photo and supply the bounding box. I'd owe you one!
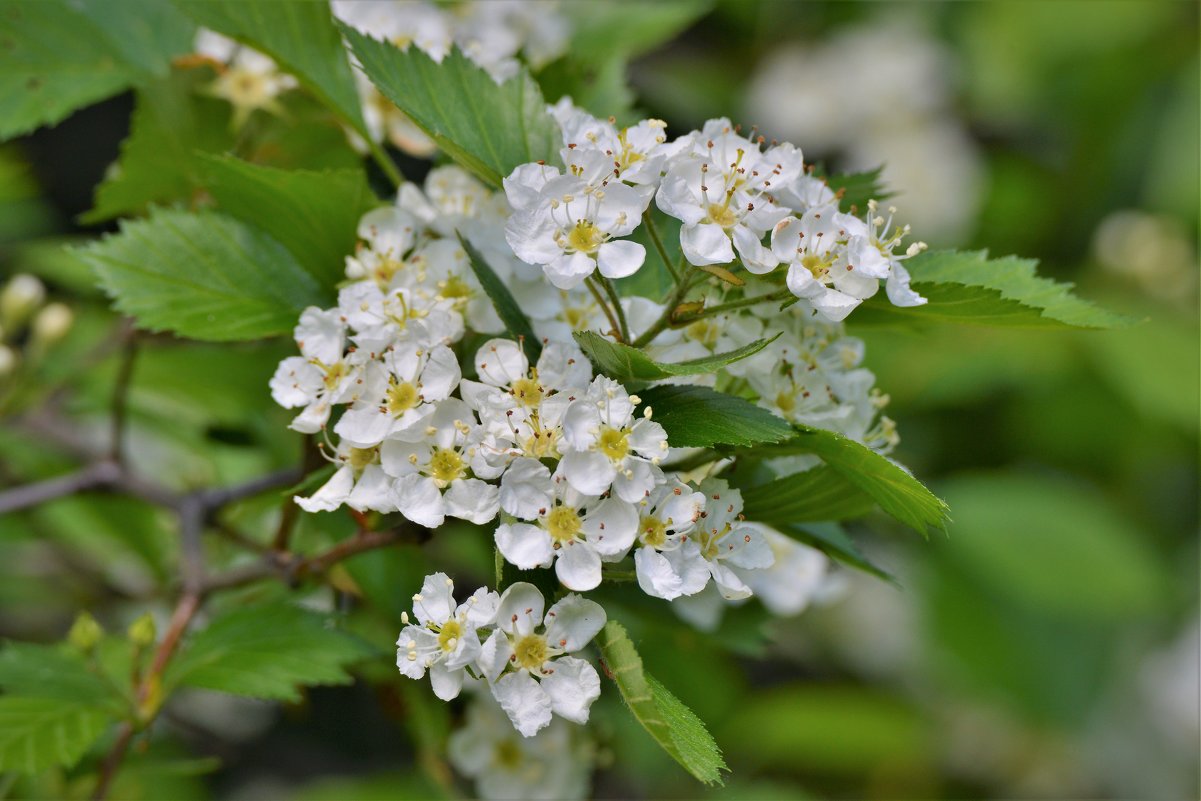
[269,91,923,798]
[192,30,298,129]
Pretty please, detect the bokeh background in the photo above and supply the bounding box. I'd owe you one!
[0,1,1197,799]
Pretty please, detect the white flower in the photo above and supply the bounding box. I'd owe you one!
[478,584,605,737]
[294,442,395,514]
[336,279,463,349]
[557,376,668,502]
[380,399,499,528]
[656,118,802,272]
[667,478,774,600]
[632,480,710,600]
[334,343,461,447]
[495,458,638,591]
[269,307,369,433]
[344,206,421,286]
[504,173,647,290]
[449,689,593,801]
[194,30,296,128]
[849,200,929,308]
[734,525,831,616]
[396,573,499,701]
[771,204,867,322]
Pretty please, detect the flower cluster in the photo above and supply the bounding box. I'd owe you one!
[192,31,298,129]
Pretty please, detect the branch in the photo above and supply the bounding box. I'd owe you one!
[0,461,122,515]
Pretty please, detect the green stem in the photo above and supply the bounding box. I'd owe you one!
[367,138,404,189]
[631,268,706,348]
[585,275,625,342]
[673,288,792,324]
[659,449,723,474]
[600,276,630,343]
[643,210,680,282]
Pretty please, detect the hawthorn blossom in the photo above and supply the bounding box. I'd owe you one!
[668,478,774,600]
[478,585,605,736]
[632,480,709,600]
[396,573,499,700]
[735,525,831,616]
[194,30,296,128]
[269,307,368,433]
[294,441,395,514]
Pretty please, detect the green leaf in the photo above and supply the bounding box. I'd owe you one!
[823,166,890,212]
[741,465,877,524]
[174,0,366,135]
[78,208,330,341]
[563,1,711,65]
[458,234,542,362]
[166,601,375,702]
[852,250,1134,329]
[760,426,949,536]
[340,30,560,187]
[0,697,112,774]
[636,385,793,448]
[596,621,727,785]
[0,642,127,711]
[0,0,194,140]
[782,523,895,583]
[574,331,778,384]
[200,156,377,288]
[84,70,235,224]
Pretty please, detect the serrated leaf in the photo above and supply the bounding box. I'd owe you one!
[0,697,112,774]
[78,208,330,341]
[84,70,235,223]
[575,331,778,384]
[341,30,559,187]
[637,385,793,448]
[174,0,366,135]
[596,621,727,785]
[200,156,377,288]
[165,601,375,702]
[741,465,877,524]
[758,426,949,536]
[852,250,1133,329]
[458,234,541,362]
[0,642,127,711]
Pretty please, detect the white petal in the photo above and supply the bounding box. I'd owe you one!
[724,524,776,570]
[474,338,529,387]
[709,561,753,600]
[346,464,398,513]
[732,224,778,274]
[491,672,553,737]
[886,262,928,307]
[394,474,445,528]
[679,222,735,266]
[560,400,600,451]
[581,497,638,557]
[294,306,345,365]
[294,465,354,513]
[496,583,545,637]
[635,546,687,600]
[611,458,661,503]
[420,345,462,400]
[499,458,554,519]
[333,405,395,448]
[444,478,499,524]
[544,594,607,652]
[544,251,595,290]
[429,662,465,701]
[596,240,645,279]
[553,541,602,591]
[556,450,615,497]
[270,357,321,408]
[496,522,555,570]
[539,656,600,725]
[477,628,513,683]
[414,572,456,625]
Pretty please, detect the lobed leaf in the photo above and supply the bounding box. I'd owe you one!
[0,697,112,774]
[78,207,330,342]
[574,330,778,384]
[165,601,376,702]
[458,234,542,362]
[340,29,560,187]
[636,385,793,448]
[596,621,727,785]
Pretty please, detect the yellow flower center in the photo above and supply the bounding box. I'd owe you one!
[437,619,463,652]
[775,390,796,415]
[348,446,377,472]
[373,257,404,285]
[322,360,349,391]
[707,203,739,229]
[564,305,591,330]
[493,739,524,769]
[639,515,667,548]
[801,252,831,278]
[546,505,582,544]
[387,381,420,415]
[685,318,720,347]
[598,427,630,462]
[510,377,544,408]
[439,275,471,300]
[513,633,549,670]
[566,221,605,254]
[428,447,464,484]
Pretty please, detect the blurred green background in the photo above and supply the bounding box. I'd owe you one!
[0,1,1196,799]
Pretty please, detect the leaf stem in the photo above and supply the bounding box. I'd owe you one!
[367,138,404,189]
[673,288,792,324]
[631,267,706,348]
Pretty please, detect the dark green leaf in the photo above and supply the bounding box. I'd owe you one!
[174,0,366,135]
[166,601,375,702]
[637,385,793,448]
[575,330,778,384]
[341,29,560,187]
[741,465,877,524]
[200,155,377,288]
[823,166,890,212]
[458,233,542,362]
[596,621,727,785]
[78,208,330,341]
[0,697,112,773]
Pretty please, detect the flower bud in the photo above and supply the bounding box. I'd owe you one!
[127,613,157,648]
[0,274,45,328]
[67,611,103,653]
[31,302,74,346]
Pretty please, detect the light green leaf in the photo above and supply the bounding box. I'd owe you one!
[341,29,560,187]
[0,0,194,140]
[165,601,375,702]
[0,642,127,710]
[0,697,112,774]
[174,0,366,135]
[458,234,542,362]
[741,466,877,524]
[636,385,793,448]
[84,70,235,224]
[596,621,727,785]
[758,426,949,536]
[575,330,778,384]
[200,156,377,288]
[852,250,1133,329]
[78,208,330,341]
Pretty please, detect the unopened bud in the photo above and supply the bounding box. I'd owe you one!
[31,302,73,346]
[67,611,103,653]
[0,274,45,328]
[127,613,157,648]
